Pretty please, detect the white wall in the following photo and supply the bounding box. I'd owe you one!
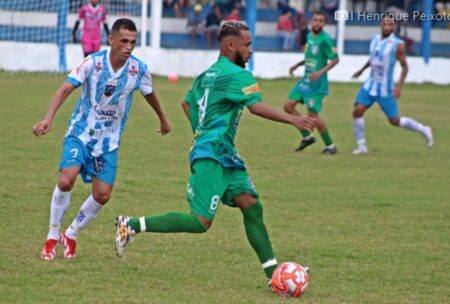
[1,41,450,85]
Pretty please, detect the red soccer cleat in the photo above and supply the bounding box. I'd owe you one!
[41,239,59,260]
[60,233,77,259]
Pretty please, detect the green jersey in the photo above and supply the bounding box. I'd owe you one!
[297,30,338,96]
[185,56,262,169]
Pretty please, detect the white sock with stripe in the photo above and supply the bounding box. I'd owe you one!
[65,195,103,240]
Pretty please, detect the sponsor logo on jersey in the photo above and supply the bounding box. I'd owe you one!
[311,45,319,55]
[129,65,138,76]
[242,83,260,95]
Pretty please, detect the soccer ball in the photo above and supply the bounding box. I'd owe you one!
[271,262,309,298]
[167,73,179,83]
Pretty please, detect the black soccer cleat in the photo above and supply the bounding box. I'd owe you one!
[321,145,338,155]
[295,137,316,152]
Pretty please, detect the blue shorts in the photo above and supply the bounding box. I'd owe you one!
[355,88,399,119]
[59,136,118,186]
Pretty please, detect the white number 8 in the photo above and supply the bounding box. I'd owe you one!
[209,195,220,211]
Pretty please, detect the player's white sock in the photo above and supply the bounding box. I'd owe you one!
[399,117,426,133]
[65,195,103,240]
[353,117,366,147]
[47,186,71,240]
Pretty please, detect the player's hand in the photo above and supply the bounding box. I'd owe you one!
[393,85,402,99]
[32,119,51,136]
[309,72,321,82]
[352,70,362,79]
[157,119,171,135]
[291,116,315,132]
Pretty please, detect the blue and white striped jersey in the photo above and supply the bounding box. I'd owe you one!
[363,33,404,97]
[65,50,152,157]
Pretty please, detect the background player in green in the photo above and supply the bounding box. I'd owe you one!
[283,11,339,154]
[115,21,314,288]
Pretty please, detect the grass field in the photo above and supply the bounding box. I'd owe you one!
[0,72,449,304]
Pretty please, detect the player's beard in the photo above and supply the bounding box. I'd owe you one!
[234,50,247,68]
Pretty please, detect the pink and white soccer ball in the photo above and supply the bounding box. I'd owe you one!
[271,262,309,298]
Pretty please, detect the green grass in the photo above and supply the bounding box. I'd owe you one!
[0,72,449,303]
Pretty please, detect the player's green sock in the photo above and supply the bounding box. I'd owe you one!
[129,212,206,233]
[300,129,311,138]
[320,130,334,146]
[242,200,277,279]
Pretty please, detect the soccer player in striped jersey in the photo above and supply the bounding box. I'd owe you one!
[115,21,314,288]
[73,0,109,57]
[33,18,171,260]
[351,15,434,154]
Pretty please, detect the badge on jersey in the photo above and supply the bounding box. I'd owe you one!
[242,83,260,95]
[311,45,319,55]
[104,84,116,97]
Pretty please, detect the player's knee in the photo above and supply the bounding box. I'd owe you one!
[92,191,110,204]
[196,215,211,232]
[353,108,363,118]
[389,118,400,126]
[58,178,75,192]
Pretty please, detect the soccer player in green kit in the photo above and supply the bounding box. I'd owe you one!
[284,11,339,154]
[115,21,314,288]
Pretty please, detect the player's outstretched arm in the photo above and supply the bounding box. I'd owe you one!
[32,82,76,137]
[248,102,315,132]
[289,60,305,76]
[144,92,171,135]
[352,60,371,79]
[310,58,339,81]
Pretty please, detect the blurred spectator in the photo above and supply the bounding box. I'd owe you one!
[187,4,205,46]
[351,0,367,12]
[220,0,245,16]
[164,0,190,18]
[224,8,242,21]
[319,0,338,23]
[277,0,297,15]
[205,4,223,48]
[295,9,309,51]
[277,10,297,51]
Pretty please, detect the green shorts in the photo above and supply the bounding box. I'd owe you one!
[186,159,259,220]
[288,86,324,113]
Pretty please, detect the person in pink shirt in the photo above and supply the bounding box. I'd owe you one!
[73,0,110,57]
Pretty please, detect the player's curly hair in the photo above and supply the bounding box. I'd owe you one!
[217,21,249,42]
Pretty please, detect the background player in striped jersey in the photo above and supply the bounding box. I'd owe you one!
[33,18,171,260]
[115,21,314,288]
[73,0,110,57]
[351,16,434,154]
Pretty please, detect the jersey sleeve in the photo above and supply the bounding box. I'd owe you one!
[66,56,94,87]
[139,68,153,96]
[78,5,85,20]
[324,35,338,60]
[226,70,262,107]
